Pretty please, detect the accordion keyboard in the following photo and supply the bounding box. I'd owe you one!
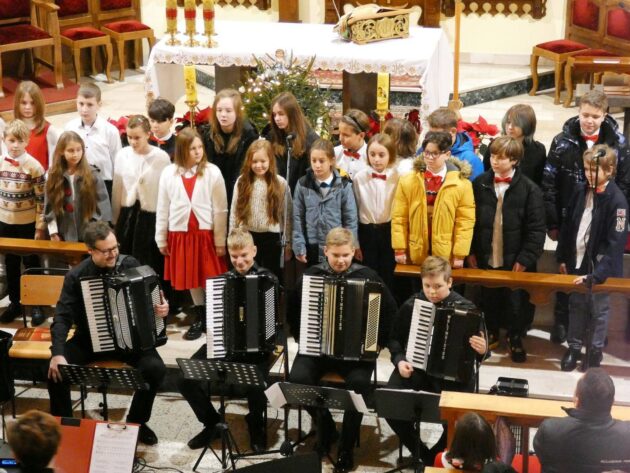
[406,298,436,370]
[81,278,115,353]
[206,277,227,358]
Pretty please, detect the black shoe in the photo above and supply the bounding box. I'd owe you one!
[31,306,46,326]
[507,334,527,363]
[184,318,205,340]
[487,331,499,351]
[0,303,22,324]
[138,424,158,445]
[187,425,219,449]
[584,348,603,369]
[550,324,567,344]
[314,414,338,458]
[245,413,266,453]
[561,348,581,372]
[336,449,354,472]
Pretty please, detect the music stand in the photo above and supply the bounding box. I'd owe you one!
[177,358,268,472]
[374,389,441,473]
[234,452,321,473]
[58,364,147,421]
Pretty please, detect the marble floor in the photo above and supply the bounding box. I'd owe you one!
[3,62,629,472]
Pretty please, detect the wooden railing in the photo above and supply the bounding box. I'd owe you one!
[395,265,630,304]
[0,237,88,266]
[442,0,547,18]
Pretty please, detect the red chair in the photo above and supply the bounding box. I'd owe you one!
[603,2,630,55]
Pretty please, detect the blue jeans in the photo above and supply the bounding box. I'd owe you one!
[568,292,610,350]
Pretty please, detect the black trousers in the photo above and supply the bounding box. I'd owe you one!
[481,286,534,337]
[250,231,282,283]
[48,337,166,424]
[358,222,395,292]
[177,345,269,429]
[554,292,569,328]
[289,354,373,451]
[0,222,39,305]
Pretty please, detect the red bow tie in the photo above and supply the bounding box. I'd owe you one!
[583,134,599,142]
[151,136,166,145]
[494,176,512,184]
[343,149,360,159]
[372,173,386,181]
[4,157,19,167]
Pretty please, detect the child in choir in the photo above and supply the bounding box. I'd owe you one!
[482,104,546,187]
[353,133,399,290]
[13,81,59,171]
[557,145,628,372]
[203,89,258,206]
[148,97,176,160]
[468,136,545,361]
[0,120,46,325]
[179,228,276,453]
[45,131,111,244]
[383,117,418,176]
[230,139,292,280]
[293,138,358,266]
[392,131,475,269]
[289,227,397,472]
[334,108,369,179]
[265,91,319,193]
[425,107,483,180]
[543,90,630,344]
[112,115,170,277]
[386,256,487,466]
[65,82,122,197]
[155,128,228,341]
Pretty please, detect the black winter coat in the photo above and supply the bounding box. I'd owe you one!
[542,115,630,231]
[471,169,546,270]
[483,139,546,187]
[557,180,629,283]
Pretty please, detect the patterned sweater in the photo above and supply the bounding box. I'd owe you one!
[0,153,46,229]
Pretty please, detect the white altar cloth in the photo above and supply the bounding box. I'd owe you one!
[145,20,453,113]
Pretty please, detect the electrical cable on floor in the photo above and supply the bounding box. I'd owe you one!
[133,456,184,473]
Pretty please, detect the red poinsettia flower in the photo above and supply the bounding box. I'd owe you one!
[406,109,422,134]
[107,116,130,137]
[367,111,394,137]
[176,107,212,128]
[457,116,499,150]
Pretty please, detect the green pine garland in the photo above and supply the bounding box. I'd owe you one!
[239,52,333,138]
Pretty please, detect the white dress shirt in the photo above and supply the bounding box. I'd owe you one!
[353,166,400,224]
[334,142,368,179]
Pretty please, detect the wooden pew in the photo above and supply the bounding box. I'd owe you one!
[439,391,630,473]
[0,237,88,266]
[395,265,630,305]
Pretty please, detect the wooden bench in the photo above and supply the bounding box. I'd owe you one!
[563,56,630,107]
[394,265,630,305]
[0,237,87,266]
[439,391,630,473]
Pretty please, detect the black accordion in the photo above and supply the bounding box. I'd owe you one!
[405,298,481,384]
[298,275,383,361]
[205,273,278,359]
[80,265,167,354]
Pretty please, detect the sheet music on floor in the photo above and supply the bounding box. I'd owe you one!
[89,423,139,473]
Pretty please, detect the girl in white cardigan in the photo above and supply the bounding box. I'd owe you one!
[155,127,228,340]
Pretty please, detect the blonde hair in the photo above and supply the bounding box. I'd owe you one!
[428,107,458,130]
[4,119,30,141]
[227,228,255,251]
[325,227,355,248]
[584,144,617,176]
[420,256,452,282]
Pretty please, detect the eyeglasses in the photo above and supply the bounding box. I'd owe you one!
[91,244,120,256]
[423,150,445,159]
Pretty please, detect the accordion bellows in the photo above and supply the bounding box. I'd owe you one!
[335,4,412,44]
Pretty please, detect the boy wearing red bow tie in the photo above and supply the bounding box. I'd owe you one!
[392,131,475,271]
[334,109,369,179]
[0,120,46,324]
[468,136,545,362]
[542,90,630,344]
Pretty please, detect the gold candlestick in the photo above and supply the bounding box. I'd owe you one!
[376,72,390,130]
[165,0,180,45]
[185,100,199,130]
[184,0,198,47]
[202,0,216,47]
[184,65,198,128]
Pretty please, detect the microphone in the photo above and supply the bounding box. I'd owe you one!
[593,148,606,160]
[591,148,606,190]
[286,133,295,141]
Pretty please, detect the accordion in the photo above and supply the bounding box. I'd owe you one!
[80,265,167,354]
[405,298,481,384]
[298,275,382,361]
[206,273,278,359]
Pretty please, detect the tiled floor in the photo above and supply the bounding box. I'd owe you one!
[4,62,629,472]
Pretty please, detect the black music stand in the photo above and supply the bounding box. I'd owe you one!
[58,364,147,421]
[235,452,321,473]
[374,389,441,473]
[177,358,268,472]
[266,382,366,462]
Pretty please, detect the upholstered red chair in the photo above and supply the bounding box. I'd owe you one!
[95,0,154,81]
[603,3,630,54]
[0,0,63,98]
[56,0,113,82]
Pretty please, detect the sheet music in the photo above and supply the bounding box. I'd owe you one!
[89,423,138,473]
[265,382,287,409]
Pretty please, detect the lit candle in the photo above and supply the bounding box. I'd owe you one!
[202,0,214,36]
[184,0,196,36]
[165,0,177,34]
[184,65,197,103]
[376,72,390,112]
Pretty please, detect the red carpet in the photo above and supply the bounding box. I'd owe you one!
[0,71,79,113]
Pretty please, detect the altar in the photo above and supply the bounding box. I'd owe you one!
[145,20,453,115]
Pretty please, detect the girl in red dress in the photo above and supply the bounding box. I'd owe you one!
[155,127,228,340]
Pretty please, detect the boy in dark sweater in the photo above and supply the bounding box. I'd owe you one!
[386,256,487,465]
[557,145,629,371]
[148,97,176,161]
[469,136,545,362]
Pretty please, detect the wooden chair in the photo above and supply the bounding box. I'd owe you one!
[55,0,113,83]
[0,0,63,98]
[562,50,624,107]
[94,0,154,81]
[20,269,66,327]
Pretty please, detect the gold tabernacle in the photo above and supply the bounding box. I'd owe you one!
[335,5,412,45]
